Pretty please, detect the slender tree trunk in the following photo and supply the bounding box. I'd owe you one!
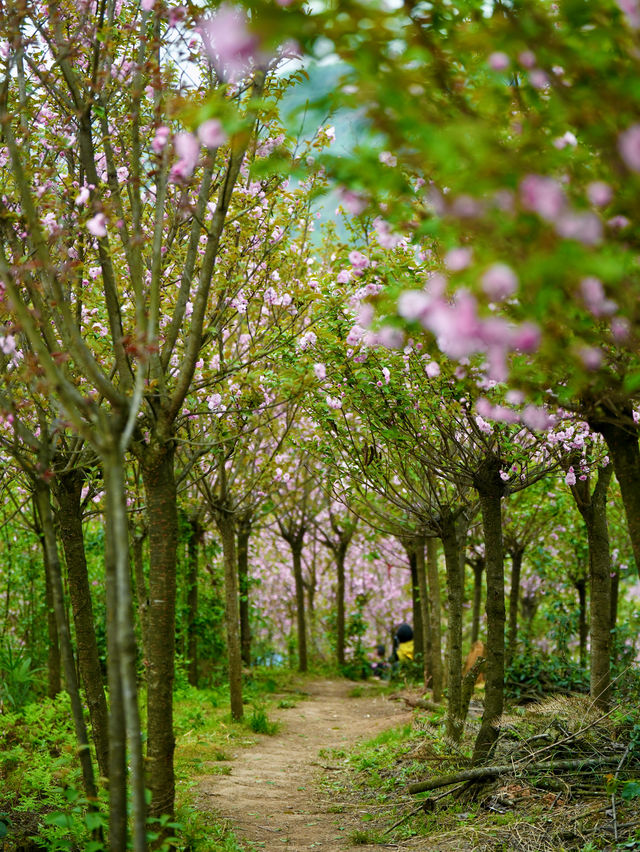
[610,569,619,665]
[575,577,588,669]
[216,511,243,720]
[33,483,98,804]
[470,559,484,646]
[43,541,61,699]
[415,535,431,690]
[55,470,110,779]
[406,544,424,669]
[186,515,202,685]
[237,516,252,668]
[291,543,308,672]
[103,448,147,852]
[336,543,346,667]
[573,466,613,710]
[131,524,149,665]
[472,457,506,766]
[141,442,177,820]
[426,537,443,702]
[441,513,464,741]
[505,546,523,668]
[589,407,640,579]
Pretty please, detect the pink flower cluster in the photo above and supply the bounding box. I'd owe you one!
[398,278,539,382]
[519,174,602,245]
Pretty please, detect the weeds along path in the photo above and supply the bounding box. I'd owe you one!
[196,679,412,851]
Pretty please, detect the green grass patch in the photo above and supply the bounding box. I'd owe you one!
[247,705,279,735]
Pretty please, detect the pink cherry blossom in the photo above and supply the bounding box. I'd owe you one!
[586,181,613,206]
[141,0,154,9]
[373,217,403,249]
[197,119,227,149]
[337,187,367,215]
[313,363,326,380]
[579,277,617,316]
[348,250,370,274]
[522,405,553,431]
[200,4,264,82]
[512,322,540,352]
[488,51,510,70]
[152,125,170,153]
[444,246,473,271]
[518,50,536,68]
[617,0,640,29]
[554,210,602,245]
[578,346,603,370]
[75,186,90,206]
[520,174,566,221]
[87,212,107,237]
[565,467,576,486]
[481,263,518,301]
[618,124,640,171]
[169,131,200,182]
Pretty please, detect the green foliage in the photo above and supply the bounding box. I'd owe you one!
[247,705,279,736]
[505,648,589,701]
[0,640,42,710]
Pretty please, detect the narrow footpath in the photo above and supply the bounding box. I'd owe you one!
[196,679,412,851]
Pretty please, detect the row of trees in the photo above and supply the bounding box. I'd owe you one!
[1,0,639,848]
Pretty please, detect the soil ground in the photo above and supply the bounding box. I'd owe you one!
[196,678,413,851]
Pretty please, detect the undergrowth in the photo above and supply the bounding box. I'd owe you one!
[0,666,301,850]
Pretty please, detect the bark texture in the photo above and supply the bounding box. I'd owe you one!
[141,442,178,819]
[216,511,244,720]
[571,465,613,710]
[34,484,98,804]
[237,513,252,668]
[505,546,524,668]
[472,455,506,765]
[426,537,443,702]
[589,406,640,579]
[186,513,203,685]
[441,512,464,741]
[54,469,110,779]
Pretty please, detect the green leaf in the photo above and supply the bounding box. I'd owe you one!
[84,810,105,832]
[621,780,640,801]
[44,812,72,828]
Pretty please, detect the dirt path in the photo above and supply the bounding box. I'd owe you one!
[196,679,412,850]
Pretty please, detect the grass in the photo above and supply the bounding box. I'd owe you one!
[247,705,279,735]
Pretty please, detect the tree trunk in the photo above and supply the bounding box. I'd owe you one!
[573,466,613,710]
[610,568,619,665]
[141,442,178,820]
[291,543,308,672]
[216,511,244,720]
[575,577,588,669]
[589,407,640,579]
[33,483,98,804]
[440,513,464,741]
[336,542,346,667]
[131,523,149,666]
[54,470,110,779]
[186,515,202,685]
[103,448,147,852]
[506,547,523,668]
[470,559,484,646]
[407,544,424,670]
[237,516,252,668]
[43,541,61,699]
[414,535,431,690]
[426,537,443,702]
[472,456,506,766]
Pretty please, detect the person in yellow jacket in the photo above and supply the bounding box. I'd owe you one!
[392,622,414,668]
